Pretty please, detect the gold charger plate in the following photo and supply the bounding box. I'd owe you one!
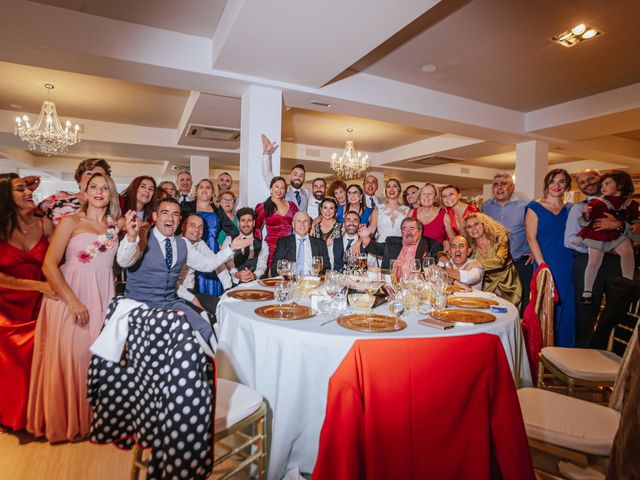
[258,277,286,288]
[254,304,315,320]
[227,289,274,301]
[445,284,471,294]
[337,314,406,332]
[447,296,498,308]
[430,309,496,324]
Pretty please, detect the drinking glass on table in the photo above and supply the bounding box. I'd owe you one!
[422,257,435,275]
[410,259,421,274]
[324,271,342,317]
[388,294,406,326]
[312,256,324,276]
[277,259,290,278]
[357,253,368,272]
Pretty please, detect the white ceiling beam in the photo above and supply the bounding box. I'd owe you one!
[526,82,640,134]
[377,134,484,165]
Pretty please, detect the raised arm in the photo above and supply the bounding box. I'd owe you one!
[116,210,143,268]
[525,209,545,265]
[261,134,279,187]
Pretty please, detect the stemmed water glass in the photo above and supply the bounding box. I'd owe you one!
[312,256,324,276]
[323,271,342,322]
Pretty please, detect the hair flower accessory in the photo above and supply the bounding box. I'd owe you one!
[77,216,119,263]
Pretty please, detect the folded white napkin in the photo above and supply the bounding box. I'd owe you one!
[90,298,148,363]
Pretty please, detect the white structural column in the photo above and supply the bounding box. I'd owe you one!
[189,155,210,185]
[239,85,282,208]
[482,183,493,203]
[514,141,548,200]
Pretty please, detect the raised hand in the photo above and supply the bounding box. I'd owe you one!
[23,175,41,191]
[124,210,141,240]
[261,134,279,156]
[230,235,253,251]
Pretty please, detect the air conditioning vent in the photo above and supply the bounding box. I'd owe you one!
[186,125,240,142]
[411,155,464,166]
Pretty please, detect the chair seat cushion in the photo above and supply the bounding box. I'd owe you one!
[541,347,621,382]
[517,387,619,456]
[214,378,263,432]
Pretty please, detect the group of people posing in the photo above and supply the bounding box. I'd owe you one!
[1,136,638,443]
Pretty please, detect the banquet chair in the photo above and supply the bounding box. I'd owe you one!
[517,387,619,477]
[536,297,640,401]
[132,378,268,480]
[314,334,535,480]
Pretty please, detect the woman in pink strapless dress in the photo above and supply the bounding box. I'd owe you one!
[27,173,121,442]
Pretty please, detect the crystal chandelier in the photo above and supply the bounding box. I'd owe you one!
[330,128,368,179]
[15,84,80,155]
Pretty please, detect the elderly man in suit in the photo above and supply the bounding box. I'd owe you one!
[270,211,331,277]
[358,217,441,272]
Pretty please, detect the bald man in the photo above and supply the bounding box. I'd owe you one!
[439,236,484,290]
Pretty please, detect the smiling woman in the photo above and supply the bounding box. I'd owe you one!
[120,175,157,224]
[28,173,122,443]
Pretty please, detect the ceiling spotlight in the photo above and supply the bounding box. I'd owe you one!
[551,23,602,47]
[571,23,587,35]
[420,64,437,73]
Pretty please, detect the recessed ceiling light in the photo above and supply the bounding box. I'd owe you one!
[551,23,602,47]
[9,104,23,109]
[285,137,294,141]
[571,23,587,35]
[310,100,331,107]
[420,64,437,73]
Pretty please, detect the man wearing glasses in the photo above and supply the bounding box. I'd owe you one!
[482,172,532,314]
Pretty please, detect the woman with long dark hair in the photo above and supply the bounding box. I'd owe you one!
[337,184,373,226]
[121,175,157,223]
[255,176,298,271]
[0,174,55,431]
[28,173,122,442]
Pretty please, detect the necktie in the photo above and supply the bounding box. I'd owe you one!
[180,194,188,204]
[317,201,321,217]
[164,237,173,269]
[295,190,301,206]
[296,238,305,274]
[369,197,375,209]
[345,238,354,252]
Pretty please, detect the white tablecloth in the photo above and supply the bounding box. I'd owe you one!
[216,284,532,480]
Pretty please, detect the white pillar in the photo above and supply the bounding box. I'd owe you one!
[514,140,548,201]
[189,155,210,185]
[239,85,282,208]
[482,183,493,202]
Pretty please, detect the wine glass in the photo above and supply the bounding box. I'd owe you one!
[277,259,289,278]
[312,256,324,276]
[388,294,405,328]
[324,272,342,319]
[422,257,435,275]
[410,259,421,274]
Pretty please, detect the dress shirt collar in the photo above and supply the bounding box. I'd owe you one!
[153,226,175,243]
[294,233,309,242]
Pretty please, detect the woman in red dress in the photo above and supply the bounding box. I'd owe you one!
[408,183,455,245]
[441,184,479,235]
[255,176,298,271]
[0,173,55,431]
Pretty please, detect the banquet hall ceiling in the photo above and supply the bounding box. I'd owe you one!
[357,0,640,112]
[30,0,227,37]
[0,0,639,191]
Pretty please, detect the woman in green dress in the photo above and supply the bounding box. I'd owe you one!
[463,212,522,309]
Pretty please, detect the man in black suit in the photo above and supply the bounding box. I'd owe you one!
[328,210,363,271]
[359,217,441,270]
[270,211,331,277]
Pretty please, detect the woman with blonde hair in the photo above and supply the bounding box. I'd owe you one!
[407,183,455,244]
[463,212,522,308]
[28,173,122,442]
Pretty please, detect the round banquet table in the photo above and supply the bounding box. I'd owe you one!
[216,284,532,480]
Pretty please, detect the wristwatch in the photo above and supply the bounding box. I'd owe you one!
[616,222,626,234]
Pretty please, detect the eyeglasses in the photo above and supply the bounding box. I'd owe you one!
[347,190,359,195]
[492,182,511,188]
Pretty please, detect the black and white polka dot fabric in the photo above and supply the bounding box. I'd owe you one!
[88,296,216,480]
